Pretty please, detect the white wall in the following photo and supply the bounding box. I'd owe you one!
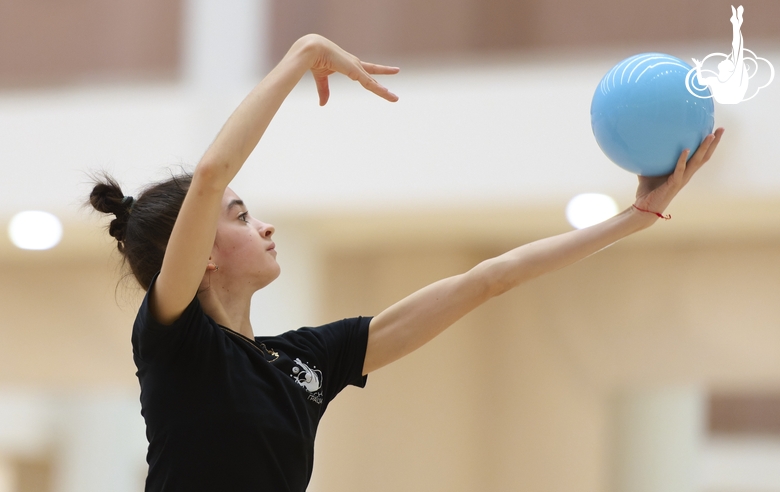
[1,46,778,224]
[700,437,780,491]
[0,389,146,492]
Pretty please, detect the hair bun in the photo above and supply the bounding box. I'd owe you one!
[89,174,132,244]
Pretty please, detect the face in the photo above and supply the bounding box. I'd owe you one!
[210,188,280,290]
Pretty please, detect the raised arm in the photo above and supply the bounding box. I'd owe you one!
[363,128,724,374]
[152,35,399,325]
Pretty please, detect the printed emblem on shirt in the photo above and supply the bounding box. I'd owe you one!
[291,358,323,405]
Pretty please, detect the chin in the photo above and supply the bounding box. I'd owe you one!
[255,264,281,290]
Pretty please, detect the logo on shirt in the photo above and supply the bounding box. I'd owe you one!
[291,358,323,404]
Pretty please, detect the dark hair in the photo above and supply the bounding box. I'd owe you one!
[89,172,192,289]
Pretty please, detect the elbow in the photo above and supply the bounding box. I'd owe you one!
[488,276,515,298]
[470,259,516,299]
[192,159,231,192]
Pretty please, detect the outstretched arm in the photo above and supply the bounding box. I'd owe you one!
[152,35,399,325]
[363,128,724,374]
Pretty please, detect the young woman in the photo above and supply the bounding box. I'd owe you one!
[89,34,724,492]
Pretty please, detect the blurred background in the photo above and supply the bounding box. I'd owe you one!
[1,0,779,490]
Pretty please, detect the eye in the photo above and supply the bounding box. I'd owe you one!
[238,212,249,223]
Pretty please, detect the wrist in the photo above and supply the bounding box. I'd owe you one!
[289,34,326,65]
[632,204,671,220]
[626,205,662,230]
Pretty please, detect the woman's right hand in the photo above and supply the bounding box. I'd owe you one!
[297,34,399,106]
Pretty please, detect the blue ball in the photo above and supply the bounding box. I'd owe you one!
[591,53,715,176]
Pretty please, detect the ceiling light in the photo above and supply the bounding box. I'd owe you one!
[565,193,619,229]
[8,211,63,250]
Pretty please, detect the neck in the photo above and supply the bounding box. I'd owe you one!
[197,283,255,339]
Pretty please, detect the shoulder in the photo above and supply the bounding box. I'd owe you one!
[270,317,372,350]
[259,317,372,374]
[132,272,212,361]
[261,317,373,395]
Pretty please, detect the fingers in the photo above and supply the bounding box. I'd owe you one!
[357,60,399,101]
[366,82,399,102]
[361,62,400,75]
[670,148,690,186]
[355,70,399,102]
[311,61,398,103]
[682,127,724,179]
[308,37,399,102]
[314,75,331,106]
[700,127,725,163]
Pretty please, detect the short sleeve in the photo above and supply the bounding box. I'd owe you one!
[131,272,213,362]
[275,317,371,404]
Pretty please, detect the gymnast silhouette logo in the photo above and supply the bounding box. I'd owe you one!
[291,358,322,393]
[685,5,774,104]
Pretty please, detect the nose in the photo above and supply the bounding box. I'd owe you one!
[258,221,275,238]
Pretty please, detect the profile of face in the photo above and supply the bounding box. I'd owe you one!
[207,188,280,292]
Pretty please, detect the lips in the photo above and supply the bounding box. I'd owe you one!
[266,242,276,252]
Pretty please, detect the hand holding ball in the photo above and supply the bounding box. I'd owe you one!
[591,53,715,176]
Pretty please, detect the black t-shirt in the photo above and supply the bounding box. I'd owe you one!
[132,278,371,492]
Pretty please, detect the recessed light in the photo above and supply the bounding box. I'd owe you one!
[565,194,619,229]
[8,211,63,250]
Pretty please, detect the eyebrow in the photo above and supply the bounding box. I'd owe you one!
[226,199,245,212]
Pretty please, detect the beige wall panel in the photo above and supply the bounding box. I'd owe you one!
[524,240,780,390]
[311,231,780,491]
[315,248,495,491]
[271,0,476,63]
[475,285,607,492]
[0,252,141,388]
[0,0,181,87]
[314,247,607,491]
[270,0,780,62]
[1,213,778,490]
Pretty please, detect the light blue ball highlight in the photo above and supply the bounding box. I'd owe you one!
[591,53,715,176]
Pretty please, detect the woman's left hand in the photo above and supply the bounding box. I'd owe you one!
[633,127,725,218]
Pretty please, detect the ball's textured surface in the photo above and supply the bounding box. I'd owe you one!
[591,53,715,176]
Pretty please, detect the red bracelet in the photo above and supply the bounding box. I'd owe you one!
[632,204,671,220]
